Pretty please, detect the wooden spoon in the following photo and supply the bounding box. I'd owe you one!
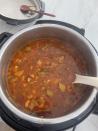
[20,5,56,17]
[73,74,98,90]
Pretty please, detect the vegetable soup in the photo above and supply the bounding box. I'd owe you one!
[6,38,91,118]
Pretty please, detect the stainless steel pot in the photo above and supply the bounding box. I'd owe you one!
[0,20,98,131]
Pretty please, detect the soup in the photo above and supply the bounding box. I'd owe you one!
[6,38,91,118]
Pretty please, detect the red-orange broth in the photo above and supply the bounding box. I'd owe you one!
[6,38,91,118]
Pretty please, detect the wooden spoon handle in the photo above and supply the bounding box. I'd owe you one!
[74,74,98,90]
[30,9,56,17]
[41,12,56,17]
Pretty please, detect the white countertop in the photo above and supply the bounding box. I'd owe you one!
[0,0,98,131]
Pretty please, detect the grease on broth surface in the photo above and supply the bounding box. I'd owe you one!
[6,38,91,118]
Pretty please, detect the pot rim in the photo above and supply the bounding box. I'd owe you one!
[0,24,98,124]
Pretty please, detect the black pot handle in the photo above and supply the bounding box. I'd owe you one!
[0,32,12,48]
[35,20,85,36]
